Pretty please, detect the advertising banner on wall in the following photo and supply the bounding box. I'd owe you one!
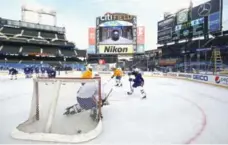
[98,45,133,54]
[157,17,175,44]
[137,26,145,53]
[88,27,96,45]
[137,45,145,53]
[208,11,221,32]
[88,27,96,54]
[176,9,189,25]
[137,26,145,44]
[191,0,221,20]
[87,45,96,54]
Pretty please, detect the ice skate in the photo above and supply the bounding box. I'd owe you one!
[64,104,82,116]
[142,96,147,99]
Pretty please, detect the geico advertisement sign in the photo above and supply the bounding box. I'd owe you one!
[193,75,208,81]
[178,73,192,78]
[215,76,228,85]
[99,45,133,54]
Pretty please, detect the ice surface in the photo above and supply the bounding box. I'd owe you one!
[1,75,228,144]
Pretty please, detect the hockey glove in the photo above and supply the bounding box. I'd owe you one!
[128,72,131,76]
[129,78,133,82]
[111,76,114,79]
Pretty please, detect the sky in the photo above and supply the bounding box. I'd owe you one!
[0,0,227,50]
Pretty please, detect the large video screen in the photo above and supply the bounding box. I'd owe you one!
[99,26,133,45]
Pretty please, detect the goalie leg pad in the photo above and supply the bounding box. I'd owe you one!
[64,104,82,115]
[77,97,97,110]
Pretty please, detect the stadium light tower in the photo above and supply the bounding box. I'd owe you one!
[21,5,57,26]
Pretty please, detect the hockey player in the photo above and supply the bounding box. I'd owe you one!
[41,67,46,76]
[24,66,31,78]
[34,66,40,77]
[9,68,18,80]
[64,74,111,120]
[111,67,123,87]
[127,68,146,99]
[81,65,93,79]
[47,67,56,78]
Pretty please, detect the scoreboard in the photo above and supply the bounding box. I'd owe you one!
[157,0,222,44]
[173,17,205,41]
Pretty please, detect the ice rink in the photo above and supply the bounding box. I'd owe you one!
[1,75,228,144]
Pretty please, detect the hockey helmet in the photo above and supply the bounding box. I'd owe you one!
[134,68,140,72]
[117,67,122,70]
[87,65,93,71]
[94,73,100,77]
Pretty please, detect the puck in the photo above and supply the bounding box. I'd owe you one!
[77,130,82,134]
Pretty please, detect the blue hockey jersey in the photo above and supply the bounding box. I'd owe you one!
[129,71,144,87]
[9,68,18,75]
[24,67,30,74]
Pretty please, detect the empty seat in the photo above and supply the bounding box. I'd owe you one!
[66,42,75,46]
[22,46,41,54]
[42,47,59,55]
[61,49,76,57]
[1,27,22,36]
[9,37,28,43]
[57,34,65,40]
[0,45,19,54]
[29,39,48,45]
[76,49,86,57]
[52,40,66,45]
[23,29,39,37]
[41,31,56,39]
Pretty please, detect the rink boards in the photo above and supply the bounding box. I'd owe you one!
[1,70,228,88]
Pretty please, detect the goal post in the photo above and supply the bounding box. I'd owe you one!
[11,77,103,143]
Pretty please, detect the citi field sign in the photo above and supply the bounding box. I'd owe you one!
[98,13,136,24]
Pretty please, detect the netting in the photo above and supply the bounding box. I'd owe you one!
[11,77,103,143]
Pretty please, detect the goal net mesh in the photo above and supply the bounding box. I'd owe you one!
[11,77,103,143]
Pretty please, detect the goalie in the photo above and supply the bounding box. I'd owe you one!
[81,65,93,79]
[127,68,146,99]
[111,67,123,87]
[64,74,112,120]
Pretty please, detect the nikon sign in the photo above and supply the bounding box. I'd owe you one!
[99,45,133,54]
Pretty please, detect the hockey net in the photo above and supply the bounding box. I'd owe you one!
[11,77,103,143]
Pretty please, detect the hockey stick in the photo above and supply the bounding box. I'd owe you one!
[102,78,112,86]
[103,88,113,101]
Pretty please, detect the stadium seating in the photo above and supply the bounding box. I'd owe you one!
[0,17,85,70]
[60,49,76,57]
[42,47,59,55]
[0,45,19,54]
[22,29,39,37]
[41,31,56,39]
[57,33,65,40]
[1,27,22,36]
[21,46,41,54]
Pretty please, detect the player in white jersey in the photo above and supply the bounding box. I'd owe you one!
[64,74,112,120]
